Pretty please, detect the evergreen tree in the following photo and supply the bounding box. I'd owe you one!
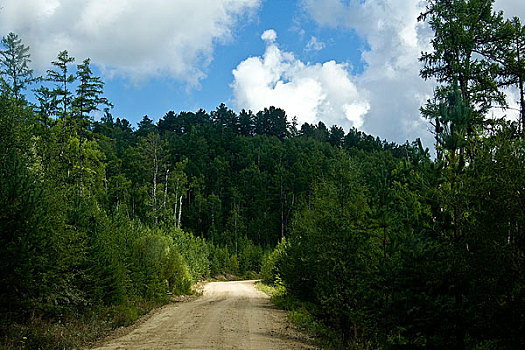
[238,109,255,136]
[0,33,34,104]
[255,106,289,139]
[72,58,111,197]
[48,50,75,156]
[419,0,505,135]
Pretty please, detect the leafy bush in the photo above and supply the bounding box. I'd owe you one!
[260,237,288,284]
[163,247,192,295]
[170,227,210,280]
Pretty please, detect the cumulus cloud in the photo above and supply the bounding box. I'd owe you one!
[301,0,434,146]
[0,0,260,85]
[301,0,525,145]
[232,31,369,129]
[261,29,277,43]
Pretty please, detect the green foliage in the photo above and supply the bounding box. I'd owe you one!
[3,18,525,348]
[276,151,374,346]
[260,237,288,285]
[163,247,192,295]
[169,227,210,280]
[0,32,34,101]
[419,0,506,114]
[237,236,264,274]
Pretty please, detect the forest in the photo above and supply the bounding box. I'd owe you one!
[1,0,524,349]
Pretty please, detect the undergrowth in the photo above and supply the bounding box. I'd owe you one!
[0,299,166,350]
[256,281,345,349]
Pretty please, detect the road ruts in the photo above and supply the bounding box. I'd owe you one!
[92,280,316,350]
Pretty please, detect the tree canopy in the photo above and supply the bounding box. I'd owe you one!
[1,2,524,348]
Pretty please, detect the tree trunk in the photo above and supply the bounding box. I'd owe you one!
[153,146,158,226]
[517,35,525,136]
[383,225,387,261]
[173,179,180,222]
[177,195,183,228]
[13,74,19,118]
[104,167,107,190]
[163,167,169,209]
[78,103,84,198]
[435,116,442,161]
[519,76,524,135]
[279,156,284,238]
[60,73,68,157]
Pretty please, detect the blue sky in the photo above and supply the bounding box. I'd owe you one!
[101,1,366,123]
[1,0,524,148]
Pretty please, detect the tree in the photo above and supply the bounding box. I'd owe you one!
[72,58,111,196]
[170,159,188,227]
[279,149,370,346]
[0,33,34,108]
[498,17,525,134]
[136,115,156,138]
[255,106,289,139]
[211,103,238,132]
[419,0,505,134]
[328,125,345,147]
[463,121,525,347]
[238,109,255,136]
[422,81,473,166]
[137,132,169,226]
[509,18,525,133]
[48,50,76,156]
[157,111,181,135]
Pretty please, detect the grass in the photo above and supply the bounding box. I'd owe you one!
[255,281,327,344]
[256,281,357,349]
[0,299,167,350]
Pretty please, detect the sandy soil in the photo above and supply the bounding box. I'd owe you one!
[92,280,316,349]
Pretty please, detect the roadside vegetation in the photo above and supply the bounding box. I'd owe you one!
[1,0,524,349]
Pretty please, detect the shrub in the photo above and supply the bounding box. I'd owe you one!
[163,247,192,295]
[260,237,288,285]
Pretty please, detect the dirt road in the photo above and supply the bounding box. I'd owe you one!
[92,280,315,349]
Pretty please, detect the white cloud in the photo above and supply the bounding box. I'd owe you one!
[302,0,525,146]
[232,32,369,129]
[494,0,525,19]
[301,0,437,146]
[261,29,277,43]
[494,0,525,122]
[305,36,325,52]
[0,0,260,85]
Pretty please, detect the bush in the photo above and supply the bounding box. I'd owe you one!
[260,237,288,285]
[238,236,264,274]
[107,304,140,328]
[163,247,192,295]
[170,227,210,280]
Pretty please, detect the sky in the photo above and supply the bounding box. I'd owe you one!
[1,0,524,148]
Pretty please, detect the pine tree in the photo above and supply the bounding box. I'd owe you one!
[0,33,34,110]
[419,0,505,133]
[72,58,111,197]
[48,50,76,156]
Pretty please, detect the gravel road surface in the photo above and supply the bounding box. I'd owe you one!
[92,280,315,349]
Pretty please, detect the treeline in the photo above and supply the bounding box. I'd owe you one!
[262,1,525,349]
[106,105,421,246]
[0,56,262,349]
[1,0,524,349]
[0,30,423,348]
